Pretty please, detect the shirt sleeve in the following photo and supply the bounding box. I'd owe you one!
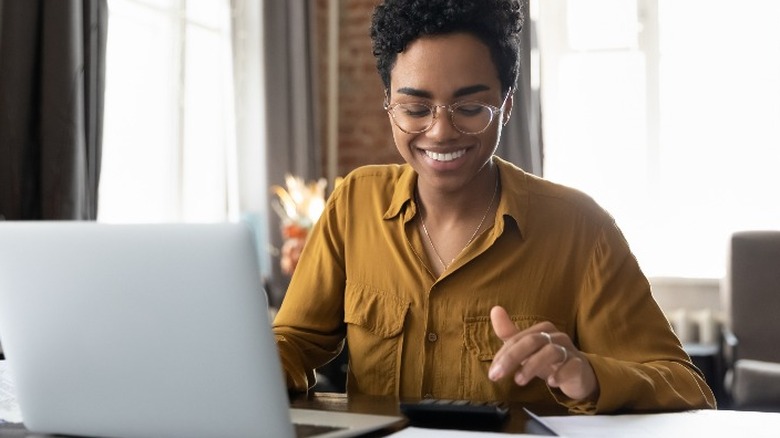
[564,219,716,413]
[272,189,348,392]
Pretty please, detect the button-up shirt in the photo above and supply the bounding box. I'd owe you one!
[273,157,716,413]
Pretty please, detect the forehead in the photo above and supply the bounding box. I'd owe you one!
[389,32,501,98]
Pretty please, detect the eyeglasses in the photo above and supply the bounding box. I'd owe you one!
[383,89,511,135]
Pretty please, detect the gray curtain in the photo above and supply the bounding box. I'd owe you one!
[262,0,320,305]
[264,0,320,184]
[0,0,107,220]
[497,6,543,176]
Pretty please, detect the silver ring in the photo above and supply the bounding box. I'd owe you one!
[540,331,552,345]
[558,345,568,364]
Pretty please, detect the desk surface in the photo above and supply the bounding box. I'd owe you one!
[5,392,780,437]
[290,392,558,435]
[0,392,556,437]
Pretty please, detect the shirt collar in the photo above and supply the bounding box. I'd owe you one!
[381,157,531,237]
[383,164,417,221]
[493,156,529,238]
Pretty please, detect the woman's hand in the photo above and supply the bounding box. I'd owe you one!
[488,305,599,402]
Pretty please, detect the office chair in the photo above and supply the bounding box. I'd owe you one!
[722,230,780,411]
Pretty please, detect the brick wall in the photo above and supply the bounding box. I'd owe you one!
[315,0,402,179]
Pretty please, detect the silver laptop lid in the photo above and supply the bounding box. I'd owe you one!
[0,222,294,438]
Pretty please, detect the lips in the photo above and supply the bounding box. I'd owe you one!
[424,148,467,162]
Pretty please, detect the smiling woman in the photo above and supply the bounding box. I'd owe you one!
[272,0,715,414]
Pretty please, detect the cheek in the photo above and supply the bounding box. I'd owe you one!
[387,115,402,147]
[481,128,502,153]
[390,127,414,153]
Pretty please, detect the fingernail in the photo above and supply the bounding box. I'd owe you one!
[489,363,503,381]
[515,372,526,386]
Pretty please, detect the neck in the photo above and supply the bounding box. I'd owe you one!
[417,162,498,220]
[416,167,500,273]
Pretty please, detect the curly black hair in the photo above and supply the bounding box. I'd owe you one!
[370,0,524,95]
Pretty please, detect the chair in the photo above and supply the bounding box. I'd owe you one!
[722,231,780,410]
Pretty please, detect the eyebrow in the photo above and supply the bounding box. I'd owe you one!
[395,84,492,99]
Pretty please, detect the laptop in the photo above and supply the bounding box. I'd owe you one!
[0,222,402,438]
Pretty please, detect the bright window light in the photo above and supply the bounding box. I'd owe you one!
[99,0,236,223]
[538,0,780,279]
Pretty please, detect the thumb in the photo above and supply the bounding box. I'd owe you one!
[490,305,518,341]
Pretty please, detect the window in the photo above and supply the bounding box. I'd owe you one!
[537,0,780,279]
[99,0,237,223]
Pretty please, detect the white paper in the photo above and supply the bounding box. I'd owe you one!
[541,409,780,438]
[386,426,551,437]
[0,361,23,424]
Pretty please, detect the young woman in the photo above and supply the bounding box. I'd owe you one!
[273,0,715,413]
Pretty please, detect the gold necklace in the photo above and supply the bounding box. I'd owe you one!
[418,174,499,270]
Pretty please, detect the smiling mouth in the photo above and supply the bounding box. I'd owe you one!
[424,149,467,162]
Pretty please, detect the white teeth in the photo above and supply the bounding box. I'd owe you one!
[425,149,466,162]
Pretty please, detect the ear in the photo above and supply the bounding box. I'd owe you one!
[383,88,391,107]
[501,92,514,126]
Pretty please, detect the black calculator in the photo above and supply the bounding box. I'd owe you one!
[399,398,510,431]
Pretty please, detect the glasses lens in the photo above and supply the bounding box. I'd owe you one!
[388,102,498,134]
[389,103,433,133]
[450,103,494,134]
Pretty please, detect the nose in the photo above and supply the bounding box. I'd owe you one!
[426,105,460,140]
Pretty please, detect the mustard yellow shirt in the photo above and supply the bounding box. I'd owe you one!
[273,157,716,413]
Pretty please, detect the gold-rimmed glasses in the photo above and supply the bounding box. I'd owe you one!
[384,88,512,135]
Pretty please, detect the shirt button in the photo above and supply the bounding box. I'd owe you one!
[427,332,438,342]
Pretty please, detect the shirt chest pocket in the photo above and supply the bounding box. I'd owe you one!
[461,315,569,403]
[464,315,564,359]
[344,282,410,396]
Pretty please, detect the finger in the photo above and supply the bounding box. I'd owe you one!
[509,329,573,386]
[512,342,567,385]
[493,321,558,364]
[490,320,560,381]
[546,345,570,383]
[488,306,523,381]
[490,329,552,382]
[490,305,518,341]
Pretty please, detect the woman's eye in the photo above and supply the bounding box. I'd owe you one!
[400,104,431,118]
[455,104,486,117]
